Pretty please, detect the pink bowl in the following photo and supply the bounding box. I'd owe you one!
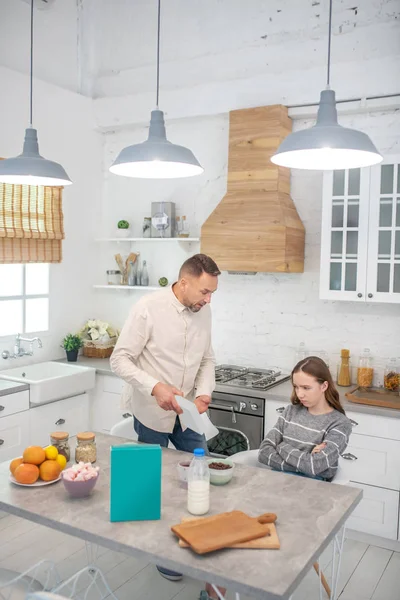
[61,471,99,498]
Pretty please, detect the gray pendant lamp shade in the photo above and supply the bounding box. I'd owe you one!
[110,109,203,179]
[0,128,72,186]
[271,0,382,171]
[110,0,203,179]
[0,0,71,187]
[271,89,382,170]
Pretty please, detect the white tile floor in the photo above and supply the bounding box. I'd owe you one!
[0,511,399,600]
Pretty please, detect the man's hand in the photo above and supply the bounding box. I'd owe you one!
[152,382,183,414]
[312,442,327,454]
[194,395,211,414]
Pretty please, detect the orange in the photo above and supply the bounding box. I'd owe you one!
[9,457,24,475]
[39,460,61,482]
[14,463,40,484]
[23,446,46,466]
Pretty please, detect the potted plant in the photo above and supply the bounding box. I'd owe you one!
[116,219,131,238]
[61,334,83,362]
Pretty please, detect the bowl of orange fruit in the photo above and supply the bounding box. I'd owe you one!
[9,444,68,486]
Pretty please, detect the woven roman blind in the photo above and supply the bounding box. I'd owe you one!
[0,183,65,263]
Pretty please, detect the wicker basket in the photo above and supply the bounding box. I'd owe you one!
[82,338,116,359]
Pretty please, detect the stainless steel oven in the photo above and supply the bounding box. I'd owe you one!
[207,391,265,455]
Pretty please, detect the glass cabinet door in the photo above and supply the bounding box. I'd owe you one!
[367,156,400,304]
[320,167,369,300]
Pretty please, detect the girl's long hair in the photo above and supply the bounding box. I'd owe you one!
[291,356,345,415]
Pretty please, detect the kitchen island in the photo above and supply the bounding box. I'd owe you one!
[0,433,361,600]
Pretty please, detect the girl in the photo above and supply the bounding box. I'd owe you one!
[258,356,352,481]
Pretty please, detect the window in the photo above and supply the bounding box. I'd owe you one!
[0,264,49,337]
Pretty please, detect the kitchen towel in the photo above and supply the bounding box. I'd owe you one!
[110,443,161,522]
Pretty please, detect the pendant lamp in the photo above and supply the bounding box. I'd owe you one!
[0,0,72,186]
[271,0,382,170]
[109,0,203,179]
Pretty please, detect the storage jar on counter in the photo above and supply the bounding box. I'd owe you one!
[337,349,352,387]
[75,432,97,463]
[50,431,71,462]
[384,358,400,392]
[357,348,374,388]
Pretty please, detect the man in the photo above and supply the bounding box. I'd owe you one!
[110,253,220,581]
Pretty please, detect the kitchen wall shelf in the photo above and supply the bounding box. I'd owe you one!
[93,285,160,291]
[95,237,200,243]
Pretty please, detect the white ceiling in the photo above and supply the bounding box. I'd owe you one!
[0,0,399,100]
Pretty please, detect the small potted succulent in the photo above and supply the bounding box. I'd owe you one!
[116,219,131,238]
[61,334,83,362]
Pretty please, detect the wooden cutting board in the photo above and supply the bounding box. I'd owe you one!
[346,386,400,410]
[177,516,280,549]
[171,511,276,555]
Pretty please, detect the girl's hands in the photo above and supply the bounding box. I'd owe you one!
[312,442,327,454]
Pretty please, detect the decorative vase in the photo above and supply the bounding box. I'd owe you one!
[66,350,78,362]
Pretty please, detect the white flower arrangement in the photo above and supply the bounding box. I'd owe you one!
[79,319,118,347]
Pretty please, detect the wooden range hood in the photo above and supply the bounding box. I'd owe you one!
[201,105,305,273]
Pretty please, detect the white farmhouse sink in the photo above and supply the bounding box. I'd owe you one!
[0,361,96,405]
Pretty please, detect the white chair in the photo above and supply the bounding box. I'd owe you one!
[231,449,349,599]
[110,416,138,440]
[110,417,175,448]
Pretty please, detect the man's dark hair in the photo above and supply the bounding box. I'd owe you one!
[179,254,221,279]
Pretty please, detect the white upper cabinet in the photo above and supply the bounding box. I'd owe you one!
[320,155,400,304]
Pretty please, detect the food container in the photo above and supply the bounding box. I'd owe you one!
[337,349,351,387]
[75,432,97,464]
[207,458,235,486]
[177,460,191,484]
[384,358,400,392]
[357,348,374,388]
[50,431,70,462]
[106,270,122,285]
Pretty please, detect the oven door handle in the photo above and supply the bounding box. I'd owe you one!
[210,403,236,411]
[209,403,237,424]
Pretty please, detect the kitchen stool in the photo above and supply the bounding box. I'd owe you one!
[231,449,350,600]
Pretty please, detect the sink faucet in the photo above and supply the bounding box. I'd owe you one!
[1,333,43,359]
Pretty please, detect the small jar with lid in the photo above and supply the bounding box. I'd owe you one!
[106,270,122,285]
[357,348,374,388]
[384,358,399,392]
[50,431,70,462]
[75,432,97,464]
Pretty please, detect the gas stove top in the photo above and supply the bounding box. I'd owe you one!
[215,364,290,392]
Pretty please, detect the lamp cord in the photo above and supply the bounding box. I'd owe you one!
[29,0,34,126]
[156,0,161,108]
[326,0,333,88]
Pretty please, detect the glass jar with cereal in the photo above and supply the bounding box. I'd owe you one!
[75,432,97,464]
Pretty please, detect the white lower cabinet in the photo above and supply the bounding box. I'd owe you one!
[90,391,128,434]
[0,410,30,461]
[29,393,90,447]
[90,375,131,434]
[346,483,399,540]
[346,433,400,491]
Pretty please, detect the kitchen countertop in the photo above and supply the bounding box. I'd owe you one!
[70,356,400,420]
[0,432,362,600]
[0,380,29,397]
[58,355,114,376]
